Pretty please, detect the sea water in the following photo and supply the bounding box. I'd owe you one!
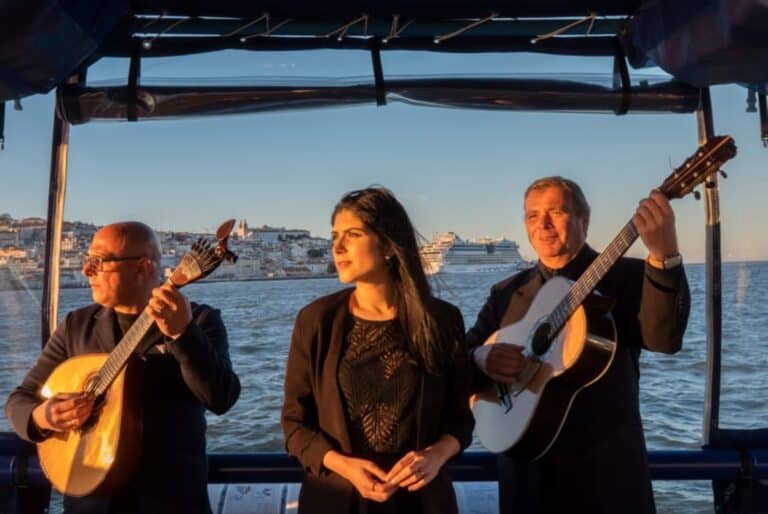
[1,262,766,514]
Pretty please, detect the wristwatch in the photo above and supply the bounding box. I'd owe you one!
[648,253,682,270]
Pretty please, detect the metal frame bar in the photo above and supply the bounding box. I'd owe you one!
[39,88,71,345]
[697,87,723,446]
[759,91,767,147]
[208,450,768,482]
[0,101,5,150]
[125,16,625,39]
[99,34,620,57]
[369,37,386,106]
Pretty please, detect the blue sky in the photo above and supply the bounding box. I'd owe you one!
[2,50,766,262]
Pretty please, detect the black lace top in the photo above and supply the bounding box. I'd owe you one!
[338,316,420,455]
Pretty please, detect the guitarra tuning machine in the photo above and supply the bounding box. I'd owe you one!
[223,249,238,264]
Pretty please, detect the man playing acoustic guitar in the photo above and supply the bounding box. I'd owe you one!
[467,177,690,514]
[5,221,240,514]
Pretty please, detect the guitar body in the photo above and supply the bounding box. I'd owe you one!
[470,136,738,460]
[37,354,143,496]
[470,276,617,460]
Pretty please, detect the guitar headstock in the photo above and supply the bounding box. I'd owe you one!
[168,219,238,287]
[660,136,737,199]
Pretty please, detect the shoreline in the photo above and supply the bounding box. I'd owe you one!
[0,272,340,292]
[1,259,765,293]
[198,273,338,285]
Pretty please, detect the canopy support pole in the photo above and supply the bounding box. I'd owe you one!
[128,50,141,121]
[0,101,5,150]
[612,38,630,115]
[758,91,767,148]
[698,87,722,446]
[40,80,75,345]
[370,38,386,106]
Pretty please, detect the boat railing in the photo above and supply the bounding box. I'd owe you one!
[207,448,768,483]
[2,431,767,512]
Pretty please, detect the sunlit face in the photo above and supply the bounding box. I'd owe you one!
[331,209,390,285]
[524,186,588,269]
[82,226,153,312]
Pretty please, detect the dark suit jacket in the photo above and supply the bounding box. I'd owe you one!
[5,303,241,514]
[281,288,474,514]
[466,245,691,514]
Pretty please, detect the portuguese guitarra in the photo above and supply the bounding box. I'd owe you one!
[37,219,237,496]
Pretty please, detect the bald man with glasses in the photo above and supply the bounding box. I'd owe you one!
[5,221,240,514]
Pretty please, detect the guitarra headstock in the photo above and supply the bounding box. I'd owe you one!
[169,219,238,287]
[660,135,737,200]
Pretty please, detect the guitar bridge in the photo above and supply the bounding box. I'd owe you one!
[494,358,542,414]
[507,359,542,397]
[496,383,514,413]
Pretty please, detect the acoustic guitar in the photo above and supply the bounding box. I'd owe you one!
[37,219,237,496]
[470,136,737,461]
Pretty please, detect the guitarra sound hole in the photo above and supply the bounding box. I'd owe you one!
[79,375,105,431]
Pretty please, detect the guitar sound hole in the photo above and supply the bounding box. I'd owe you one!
[531,322,552,356]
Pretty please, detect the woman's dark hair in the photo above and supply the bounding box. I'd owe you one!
[332,187,458,374]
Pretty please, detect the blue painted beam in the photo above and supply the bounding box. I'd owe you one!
[0,455,48,487]
[650,450,744,481]
[4,449,767,487]
[207,451,500,483]
[207,450,763,483]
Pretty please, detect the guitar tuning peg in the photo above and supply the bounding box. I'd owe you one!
[224,249,238,264]
[719,169,728,179]
[693,190,701,200]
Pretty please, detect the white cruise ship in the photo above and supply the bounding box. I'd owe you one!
[420,232,529,275]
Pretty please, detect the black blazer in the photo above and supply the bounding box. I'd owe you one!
[281,288,474,514]
[5,303,241,514]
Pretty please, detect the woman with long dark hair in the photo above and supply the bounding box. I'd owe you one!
[281,187,474,514]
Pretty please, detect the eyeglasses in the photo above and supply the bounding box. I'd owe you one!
[82,254,145,272]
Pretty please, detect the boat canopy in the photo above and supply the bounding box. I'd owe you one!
[1,0,767,107]
[1,2,767,513]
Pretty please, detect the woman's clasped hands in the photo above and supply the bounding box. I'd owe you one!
[384,445,448,493]
[343,456,397,502]
[324,444,451,503]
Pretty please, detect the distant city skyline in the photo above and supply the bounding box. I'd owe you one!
[2,51,767,263]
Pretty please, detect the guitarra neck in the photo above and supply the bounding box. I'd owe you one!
[548,220,639,336]
[81,221,239,397]
[89,311,154,396]
[89,278,173,396]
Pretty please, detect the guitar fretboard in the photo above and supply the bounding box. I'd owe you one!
[88,278,172,396]
[547,221,639,337]
[90,312,154,396]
